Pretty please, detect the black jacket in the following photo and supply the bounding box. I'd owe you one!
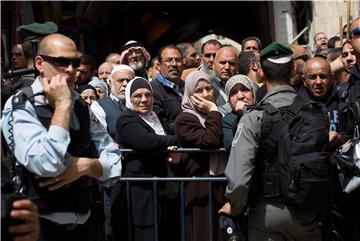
[116,108,178,177]
[114,108,177,231]
[338,65,360,138]
[298,84,340,131]
[150,77,183,135]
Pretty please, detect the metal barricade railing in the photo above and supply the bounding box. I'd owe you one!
[118,148,228,241]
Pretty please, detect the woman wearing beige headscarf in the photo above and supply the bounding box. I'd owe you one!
[175,71,226,241]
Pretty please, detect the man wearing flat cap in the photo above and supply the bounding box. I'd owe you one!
[221,42,323,241]
[119,40,150,79]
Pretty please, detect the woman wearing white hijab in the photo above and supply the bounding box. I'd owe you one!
[175,71,226,241]
[113,77,178,241]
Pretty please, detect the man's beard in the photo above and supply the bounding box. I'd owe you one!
[129,61,145,72]
[112,90,126,103]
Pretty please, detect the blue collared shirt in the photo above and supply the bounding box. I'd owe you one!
[1,77,122,223]
[156,74,183,98]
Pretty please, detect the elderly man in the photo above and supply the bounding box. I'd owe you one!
[98,62,113,82]
[242,36,262,53]
[91,64,134,139]
[90,64,134,241]
[212,45,240,111]
[1,33,122,241]
[150,45,184,134]
[119,40,150,78]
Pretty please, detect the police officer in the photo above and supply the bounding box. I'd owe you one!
[1,33,122,241]
[222,43,322,241]
[2,21,58,108]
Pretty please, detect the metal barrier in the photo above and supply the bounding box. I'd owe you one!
[118,148,227,241]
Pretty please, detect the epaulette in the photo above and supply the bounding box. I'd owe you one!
[11,87,34,109]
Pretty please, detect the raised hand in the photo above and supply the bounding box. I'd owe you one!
[190,94,218,114]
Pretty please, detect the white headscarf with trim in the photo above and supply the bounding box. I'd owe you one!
[125,77,166,135]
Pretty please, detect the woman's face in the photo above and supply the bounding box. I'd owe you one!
[131,88,153,115]
[80,89,97,105]
[229,84,254,110]
[193,79,214,102]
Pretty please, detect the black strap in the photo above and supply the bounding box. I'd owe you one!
[261,95,306,162]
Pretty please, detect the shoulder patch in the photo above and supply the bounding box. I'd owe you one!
[232,122,243,148]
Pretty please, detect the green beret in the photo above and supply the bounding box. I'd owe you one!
[16,21,58,42]
[260,42,293,64]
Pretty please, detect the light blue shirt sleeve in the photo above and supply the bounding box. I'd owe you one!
[89,109,122,186]
[1,97,70,177]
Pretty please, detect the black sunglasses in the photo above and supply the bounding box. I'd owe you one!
[40,54,80,68]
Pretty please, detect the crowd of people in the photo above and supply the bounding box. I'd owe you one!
[1,17,360,241]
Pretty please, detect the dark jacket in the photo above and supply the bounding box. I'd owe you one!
[150,77,183,135]
[116,108,178,177]
[113,108,178,241]
[334,64,360,241]
[338,64,360,138]
[97,97,126,140]
[175,110,225,241]
[298,84,340,131]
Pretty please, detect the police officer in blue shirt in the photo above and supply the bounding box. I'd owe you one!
[1,33,122,241]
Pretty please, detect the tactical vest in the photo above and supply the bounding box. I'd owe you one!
[13,87,98,215]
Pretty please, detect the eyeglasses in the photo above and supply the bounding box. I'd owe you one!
[350,27,360,38]
[161,57,183,65]
[40,54,80,68]
[203,53,216,58]
[294,55,309,62]
[11,51,23,57]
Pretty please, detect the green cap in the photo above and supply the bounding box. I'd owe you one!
[16,21,58,42]
[260,42,293,64]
